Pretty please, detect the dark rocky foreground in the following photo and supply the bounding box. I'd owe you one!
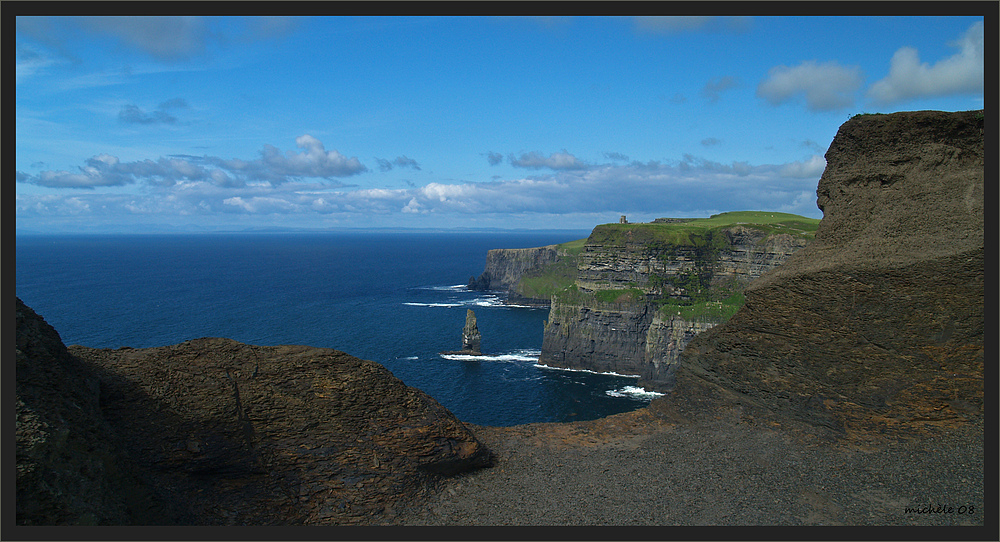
[15,298,492,526]
[384,409,984,527]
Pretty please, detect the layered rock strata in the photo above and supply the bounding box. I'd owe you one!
[651,110,985,440]
[540,224,809,389]
[574,225,808,293]
[16,297,494,526]
[539,299,655,377]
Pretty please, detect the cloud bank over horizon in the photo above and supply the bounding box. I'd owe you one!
[17,133,827,230]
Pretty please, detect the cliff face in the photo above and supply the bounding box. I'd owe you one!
[539,217,813,389]
[15,297,493,526]
[468,245,561,302]
[651,110,985,440]
[574,225,808,293]
[539,298,655,377]
[644,313,716,387]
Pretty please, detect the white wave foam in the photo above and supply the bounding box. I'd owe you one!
[470,295,505,307]
[533,363,640,378]
[441,349,540,363]
[605,385,665,400]
[404,295,512,309]
[399,356,420,360]
[419,284,468,291]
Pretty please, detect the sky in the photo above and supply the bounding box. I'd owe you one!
[14,10,988,233]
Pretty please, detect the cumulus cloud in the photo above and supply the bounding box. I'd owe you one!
[679,154,751,176]
[17,135,365,189]
[867,21,984,105]
[701,76,738,102]
[241,16,298,41]
[779,155,826,178]
[757,60,863,111]
[701,137,721,147]
[253,135,367,182]
[508,151,587,170]
[18,16,298,67]
[604,152,630,162]
[18,155,823,222]
[486,151,504,166]
[393,156,420,170]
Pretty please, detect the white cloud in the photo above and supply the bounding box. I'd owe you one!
[757,60,863,111]
[17,155,825,228]
[867,21,983,105]
[15,44,58,84]
[17,135,365,189]
[780,155,826,178]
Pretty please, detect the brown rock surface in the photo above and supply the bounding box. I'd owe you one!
[651,110,985,441]
[15,298,183,525]
[16,297,493,526]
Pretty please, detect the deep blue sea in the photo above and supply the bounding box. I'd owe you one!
[15,232,663,427]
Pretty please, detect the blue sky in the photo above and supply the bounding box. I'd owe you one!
[15,11,987,233]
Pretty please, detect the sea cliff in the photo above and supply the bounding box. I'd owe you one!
[468,241,585,305]
[537,212,816,389]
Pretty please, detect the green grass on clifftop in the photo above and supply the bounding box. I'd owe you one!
[589,211,819,246]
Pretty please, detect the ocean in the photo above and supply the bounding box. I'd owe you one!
[14,232,663,427]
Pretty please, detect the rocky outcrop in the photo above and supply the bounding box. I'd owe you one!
[15,298,172,526]
[712,227,811,285]
[15,297,494,526]
[651,110,985,440]
[462,309,482,353]
[443,309,483,356]
[468,245,560,301]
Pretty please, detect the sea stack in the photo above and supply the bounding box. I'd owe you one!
[461,309,482,354]
[442,309,483,356]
